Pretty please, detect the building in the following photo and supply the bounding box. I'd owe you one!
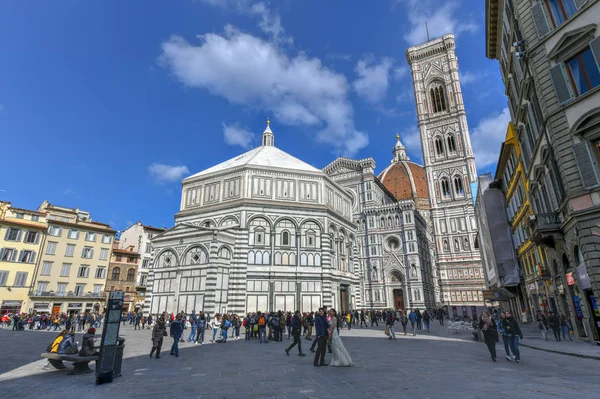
[486,0,600,340]
[324,136,437,310]
[0,201,47,315]
[146,121,438,316]
[28,201,115,314]
[474,172,521,315]
[106,241,140,312]
[406,34,486,317]
[119,222,166,309]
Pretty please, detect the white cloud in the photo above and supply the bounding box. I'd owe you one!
[396,87,414,103]
[459,71,479,86]
[353,57,395,103]
[393,66,409,80]
[160,28,367,155]
[397,0,478,46]
[222,123,256,149]
[471,107,511,170]
[149,163,190,184]
[198,0,290,44]
[399,127,423,163]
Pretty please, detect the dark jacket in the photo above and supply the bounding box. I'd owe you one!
[152,322,167,344]
[291,315,302,331]
[79,333,98,356]
[315,315,327,337]
[170,320,184,336]
[501,317,523,339]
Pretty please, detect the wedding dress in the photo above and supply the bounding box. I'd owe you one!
[329,317,353,367]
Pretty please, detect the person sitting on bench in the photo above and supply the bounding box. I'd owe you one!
[57,329,78,355]
[47,330,70,353]
[79,328,99,356]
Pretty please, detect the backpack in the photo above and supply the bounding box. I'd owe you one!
[250,317,256,324]
[258,316,266,326]
[269,317,279,327]
[224,319,231,328]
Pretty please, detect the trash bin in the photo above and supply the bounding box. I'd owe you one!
[113,337,125,377]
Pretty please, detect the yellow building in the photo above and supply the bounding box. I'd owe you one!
[495,123,550,321]
[106,241,140,312]
[0,201,47,315]
[28,201,115,314]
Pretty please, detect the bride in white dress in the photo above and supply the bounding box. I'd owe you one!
[328,309,353,367]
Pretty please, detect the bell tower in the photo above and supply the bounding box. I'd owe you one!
[406,34,485,309]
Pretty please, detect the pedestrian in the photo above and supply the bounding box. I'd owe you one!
[305,312,314,340]
[560,314,573,341]
[501,311,523,363]
[313,308,328,367]
[408,309,417,336]
[169,313,184,357]
[497,312,512,361]
[478,311,498,362]
[548,312,561,342]
[360,310,367,328]
[210,314,222,343]
[386,311,396,340]
[187,310,198,342]
[257,311,268,343]
[195,311,207,344]
[400,310,408,336]
[219,314,231,343]
[536,311,549,341]
[423,309,431,332]
[415,309,422,331]
[285,310,306,357]
[150,317,167,359]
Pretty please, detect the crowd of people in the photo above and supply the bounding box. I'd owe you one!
[0,312,103,331]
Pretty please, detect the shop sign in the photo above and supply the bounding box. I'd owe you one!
[33,302,50,309]
[1,300,23,307]
[558,284,565,294]
[68,303,83,309]
[565,272,575,286]
[528,283,536,293]
[576,264,592,290]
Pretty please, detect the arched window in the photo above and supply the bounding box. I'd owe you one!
[441,178,451,198]
[430,85,447,113]
[447,134,457,152]
[282,231,290,246]
[435,137,445,156]
[454,176,464,195]
[126,268,135,281]
[111,267,120,281]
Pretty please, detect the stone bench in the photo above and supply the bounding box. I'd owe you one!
[41,352,99,375]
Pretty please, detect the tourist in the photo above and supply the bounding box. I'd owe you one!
[313,308,328,367]
[329,309,353,367]
[195,311,207,344]
[169,313,184,357]
[210,313,222,343]
[47,330,69,353]
[305,312,314,339]
[187,310,198,343]
[399,310,408,336]
[150,316,167,359]
[409,309,417,336]
[497,312,512,361]
[386,311,396,340]
[360,310,367,328]
[285,311,306,356]
[560,314,573,341]
[536,311,549,341]
[257,311,267,343]
[548,312,561,342]
[501,311,523,363]
[422,309,431,332]
[415,309,422,331]
[478,311,498,362]
[79,328,99,356]
[220,314,231,343]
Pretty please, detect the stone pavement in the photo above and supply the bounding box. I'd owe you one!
[0,323,599,399]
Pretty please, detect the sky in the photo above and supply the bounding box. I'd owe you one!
[0,0,509,232]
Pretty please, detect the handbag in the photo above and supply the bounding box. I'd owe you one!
[385,327,390,336]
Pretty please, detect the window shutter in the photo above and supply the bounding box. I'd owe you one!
[590,36,600,71]
[81,248,86,257]
[90,249,94,259]
[549,64,573,104]
[0,249,4,260]
[16,230,22,241]
[11,250,17,262]
[34,232,40,244]
[531,2,551,38]
[31,251,36,263]
[572,142,600,189]
[573,0,588,9]
[18,250,24,262]
[3,229,9,240]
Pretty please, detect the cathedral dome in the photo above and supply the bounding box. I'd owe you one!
[377,135,429,201]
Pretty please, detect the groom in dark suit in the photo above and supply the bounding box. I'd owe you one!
[313,308,328,367]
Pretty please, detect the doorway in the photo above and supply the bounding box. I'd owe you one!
[340,286,350,313]
[393,289,404,310]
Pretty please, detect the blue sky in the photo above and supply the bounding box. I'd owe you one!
[0,0,509,231]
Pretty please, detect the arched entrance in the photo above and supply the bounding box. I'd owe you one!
[388,271,405,310]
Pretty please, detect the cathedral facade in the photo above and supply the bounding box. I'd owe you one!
[144,33,485,316]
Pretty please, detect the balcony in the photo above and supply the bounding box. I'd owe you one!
[29,291,106,299]
[529,212,562,248]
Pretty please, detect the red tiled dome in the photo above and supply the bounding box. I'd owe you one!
[378,161,429,201]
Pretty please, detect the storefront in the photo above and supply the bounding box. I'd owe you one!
[0,300,23,315]
[67,302,83,315]
[32,302,51,313]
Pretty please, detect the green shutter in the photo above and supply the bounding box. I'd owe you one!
[573,142,600,189]
[574,0,588,9]
[590,36,600,72]
[549,64,573,104]
[532,2,551,38]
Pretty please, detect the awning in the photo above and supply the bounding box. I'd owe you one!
[483,288,517,302]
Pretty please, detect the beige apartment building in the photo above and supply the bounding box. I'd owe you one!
[106,241,140,312]
[0,201,47,315]
[28,201,115,314]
